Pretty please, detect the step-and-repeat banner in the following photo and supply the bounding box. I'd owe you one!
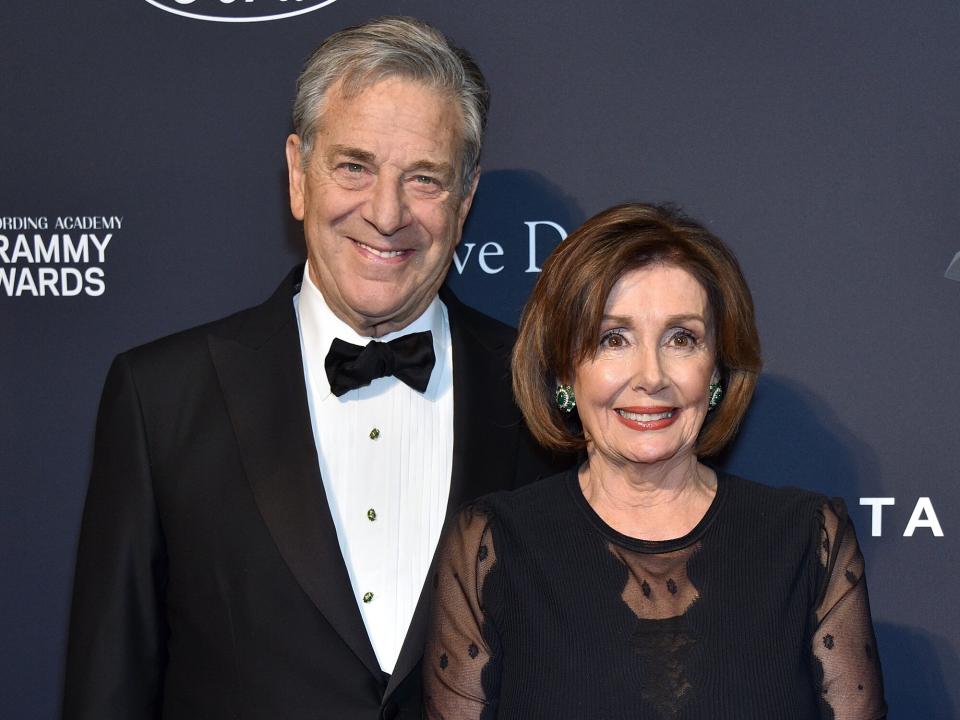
[3,2,958,717]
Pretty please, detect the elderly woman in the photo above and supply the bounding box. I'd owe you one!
[424,203,885,719]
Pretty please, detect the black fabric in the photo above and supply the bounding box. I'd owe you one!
[425,467,886,720]
[63,267,569,720]
[325,331,435,397]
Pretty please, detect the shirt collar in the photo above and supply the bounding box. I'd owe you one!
[296,264,448,395]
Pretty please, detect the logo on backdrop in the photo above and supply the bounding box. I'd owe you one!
[143,0,338,23]
[0,215,121,298]
[453,220,567,276]
[859,497,944,537]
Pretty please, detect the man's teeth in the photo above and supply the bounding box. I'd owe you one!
[617,409,674,422]
[358,241,404,258]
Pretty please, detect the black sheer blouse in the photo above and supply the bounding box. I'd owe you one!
[424,468,885,719]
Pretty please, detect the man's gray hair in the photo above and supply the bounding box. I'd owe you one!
[292,16,490,197]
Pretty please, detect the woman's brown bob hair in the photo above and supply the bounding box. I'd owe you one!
[512,202,762,457]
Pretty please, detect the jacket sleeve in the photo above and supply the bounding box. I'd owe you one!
[63,354,167,719]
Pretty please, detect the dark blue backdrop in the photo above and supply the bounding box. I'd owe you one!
[2,1,958,717]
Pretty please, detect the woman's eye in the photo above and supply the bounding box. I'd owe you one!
[601,331,626,348]
[667,330,697,349]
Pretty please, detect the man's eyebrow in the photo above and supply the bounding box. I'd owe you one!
[407,159,455,176]
[324,147,455,180]
[326,145,377,164]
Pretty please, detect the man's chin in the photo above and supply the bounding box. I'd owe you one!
[343,296,427,337]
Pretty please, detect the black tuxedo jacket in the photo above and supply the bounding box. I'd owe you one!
[63,267,563,720]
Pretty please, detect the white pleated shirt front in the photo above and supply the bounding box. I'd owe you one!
[294,267,454,674]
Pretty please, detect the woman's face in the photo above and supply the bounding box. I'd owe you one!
[573,263,717,469]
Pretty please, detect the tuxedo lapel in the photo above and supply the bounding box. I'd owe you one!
[207,268,381,681]
[445,288,523,511]
[385,286,522,698]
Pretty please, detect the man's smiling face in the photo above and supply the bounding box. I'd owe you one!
[286,76,478,337]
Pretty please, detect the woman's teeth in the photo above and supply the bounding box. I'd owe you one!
[617,409,674,422]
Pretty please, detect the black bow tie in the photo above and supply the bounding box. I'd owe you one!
[324,331,435,397]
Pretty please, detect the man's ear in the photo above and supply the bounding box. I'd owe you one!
[454,170,481,242]
[285,134,306,221]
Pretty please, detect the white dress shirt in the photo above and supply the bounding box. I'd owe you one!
[294,266,453,674]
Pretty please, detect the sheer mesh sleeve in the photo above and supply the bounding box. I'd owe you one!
[424,503,501,720]
[811,499,887,720]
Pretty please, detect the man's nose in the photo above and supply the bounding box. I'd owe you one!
[365,176,411,236]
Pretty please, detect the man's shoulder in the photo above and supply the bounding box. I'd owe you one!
[440,285,517,350]
[120,267,300,374]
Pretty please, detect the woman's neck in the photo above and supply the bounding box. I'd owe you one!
[578,452,717,541]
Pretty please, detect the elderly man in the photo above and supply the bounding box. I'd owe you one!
[63,17,561,720]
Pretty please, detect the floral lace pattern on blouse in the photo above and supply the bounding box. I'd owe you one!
[424,471,886,720]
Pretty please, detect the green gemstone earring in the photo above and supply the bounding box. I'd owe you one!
[555,384,576,413]
[708,382,723,410]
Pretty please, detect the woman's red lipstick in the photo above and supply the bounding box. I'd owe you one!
[614,406,678,431]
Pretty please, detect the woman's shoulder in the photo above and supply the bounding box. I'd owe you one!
[466,466,575,512]
[717,471,848,533]
[720,471,831,505]
[454,467,579,541]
